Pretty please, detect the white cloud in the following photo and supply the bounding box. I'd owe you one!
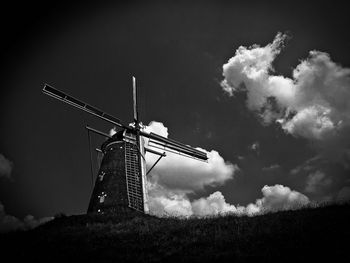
[148,184,310,218]
[280,105,335,140]
[191,191,237,217]
[0,154,13,180]
[148,194,193,218]
[109,127,117,136]
[142,122,310,217]
[222,32,292,109]
[144,121,238,193]
[147,182,192,217]
[247,184,310,213]
[143,121,239,217]
[222,33,350,163]
[144,121,169,138]
[0,202,53,233]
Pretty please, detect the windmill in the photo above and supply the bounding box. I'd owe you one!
[42,78,208,215]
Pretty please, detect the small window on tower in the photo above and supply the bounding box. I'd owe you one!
[98,192,107,203]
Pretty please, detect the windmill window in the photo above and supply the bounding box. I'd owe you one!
[98,192,107,203]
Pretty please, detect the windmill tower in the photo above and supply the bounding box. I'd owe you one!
[42,78,208,215]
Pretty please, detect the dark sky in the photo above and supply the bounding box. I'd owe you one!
[1,0,349,218]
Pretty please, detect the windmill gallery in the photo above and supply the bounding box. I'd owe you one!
[42,78,208,215]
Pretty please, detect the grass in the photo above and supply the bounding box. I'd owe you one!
[1,203,349,262]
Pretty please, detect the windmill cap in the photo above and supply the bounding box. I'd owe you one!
[101,130,125,152]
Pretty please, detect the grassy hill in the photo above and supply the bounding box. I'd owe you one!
[1,203,350,262]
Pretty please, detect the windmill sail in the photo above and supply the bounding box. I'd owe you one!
[132,76,139,124]
[43,84,208,161]
[147,139,207,161]
[43,84,127,129]
[141,131,207,161]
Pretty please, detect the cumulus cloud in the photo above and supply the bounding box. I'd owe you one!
[148,184,310,218]
[221,33,350,163]
[0,202,53,233]
[147,184,193,217]
[191,191,238,217]
[142,121,239,217]
[141,122,310,217]
[247,184,310,213]
[0,154,13,180]
[144,121,238,193]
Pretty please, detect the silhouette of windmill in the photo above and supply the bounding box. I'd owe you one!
[42,77,208,215]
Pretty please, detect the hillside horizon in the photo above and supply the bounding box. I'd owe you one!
[1,203,349,262]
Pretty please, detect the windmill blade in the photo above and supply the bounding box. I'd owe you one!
[140,131,207,158]
[148,139,208,161]
[144,146,166,157]
[132,76,139,125]
[140,130,208,161]
[147,134,207,161]
[153,132,208,158]
[42,84,129,129]
[147,141,207,162]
